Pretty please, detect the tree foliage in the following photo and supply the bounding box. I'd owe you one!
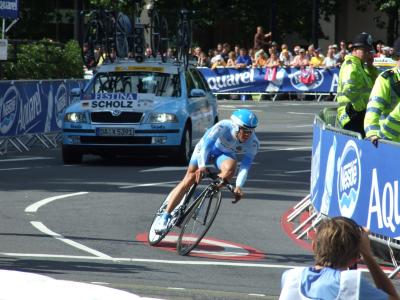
[3,40,83,80]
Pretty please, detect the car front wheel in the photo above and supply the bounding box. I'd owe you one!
[176,126,192,165]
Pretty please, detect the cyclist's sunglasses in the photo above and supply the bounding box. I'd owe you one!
[239,126,254,134]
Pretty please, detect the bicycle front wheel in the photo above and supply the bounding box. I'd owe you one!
[176,186,222,256]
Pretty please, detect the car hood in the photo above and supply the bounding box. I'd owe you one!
[67,93,182,113]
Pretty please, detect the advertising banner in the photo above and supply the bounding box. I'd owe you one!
[0,79,86,137]
[310,121,400,238]
[0,0,18,19]
[198,67,339,94]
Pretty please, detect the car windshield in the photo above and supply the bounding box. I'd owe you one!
[85,72,181,97]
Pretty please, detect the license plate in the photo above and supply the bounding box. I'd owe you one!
[97,128,135,136]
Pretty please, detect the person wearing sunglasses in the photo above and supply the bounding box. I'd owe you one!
[280,216,399,300]
[154,109,259,234]
[364,37,400,146]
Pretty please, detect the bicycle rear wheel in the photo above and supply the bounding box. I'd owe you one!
[176,186,222,256]
[149,10,160,58]
[115,13,131,59]
[159,16,169,62]
[82,19,103,68]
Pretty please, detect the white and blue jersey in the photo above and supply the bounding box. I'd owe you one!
[189,119,259,188]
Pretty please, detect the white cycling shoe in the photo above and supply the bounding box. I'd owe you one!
[154,213,171,235]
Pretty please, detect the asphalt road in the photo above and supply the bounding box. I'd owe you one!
[0,99,337,299]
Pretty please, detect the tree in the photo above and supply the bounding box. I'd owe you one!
[357,0,400,45]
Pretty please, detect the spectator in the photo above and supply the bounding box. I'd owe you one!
[310,48,324,68]
[265,52,280,68]
[293,45,301,57]
[381,46,391,58]
[280,49,293,67]
[253,26,272,51]
[197,51,210,67]
[291,48,309,68]
[268,45,277,58]
[221,43,231,62]
[339,40,349,56]
[236,48,252,68]
[374,42,383,58]
[210,49,221,64]
[226,51,237,67]
[248,48,256,65]
[216,43,223,53]
[279,216,400,300]
[253,49,268,67]
[322,48,338,68]
[336,49,347,66]
[211,54,226,69]
[234,44,241,57]
[193,47,202,59]
[279,44,292,61]
[307,44,316,60]
[207,49,214,59]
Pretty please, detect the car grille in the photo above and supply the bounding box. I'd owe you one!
[91,112,143,123]
[80,136,152,144]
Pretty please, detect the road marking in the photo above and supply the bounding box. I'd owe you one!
[120,181,180,189]
[140,167,187,172]
[286,124,313,128]
[267,146,311,152]
[30,221,112,259]
[287,112,315,115]
[284,170,310,174]
[248,294,266,297]
[0,157,53,162]
[0,167,30,171]
[25,192,88,213]
[167,287,185,290]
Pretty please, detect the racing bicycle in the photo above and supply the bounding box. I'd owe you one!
[148,169,235,256]
[177,9,193,70]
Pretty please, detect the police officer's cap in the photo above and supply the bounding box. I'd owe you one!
[351,32,373,50]
[393,37,400,56]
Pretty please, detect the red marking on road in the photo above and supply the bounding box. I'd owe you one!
[136,232,265,261]
[280,208,313,251]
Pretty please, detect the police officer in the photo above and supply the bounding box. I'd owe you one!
[364,37,400,145]
[336,32,378,137]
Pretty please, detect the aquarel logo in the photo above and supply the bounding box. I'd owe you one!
[336,140,362,217]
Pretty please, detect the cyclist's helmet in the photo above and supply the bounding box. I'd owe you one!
[230,109,258,129]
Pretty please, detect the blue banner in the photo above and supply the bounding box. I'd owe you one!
[310,121,400,238]
[0,80,86,137]
[0,0,18,19]
[198,67,339,94]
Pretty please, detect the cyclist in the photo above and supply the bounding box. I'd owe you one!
[154,108,259,234]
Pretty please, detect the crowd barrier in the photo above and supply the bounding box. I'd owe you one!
[289,108,400,278]
[0,79,86,155]
[198,66,339,101]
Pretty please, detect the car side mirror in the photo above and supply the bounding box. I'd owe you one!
[190,88,206,98]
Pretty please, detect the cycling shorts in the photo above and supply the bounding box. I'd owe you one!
[189,145,235,169]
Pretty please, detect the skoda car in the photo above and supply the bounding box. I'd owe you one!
[62,60,218,164]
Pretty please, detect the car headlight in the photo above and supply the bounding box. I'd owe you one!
[148,113,178,123]
[64,112,87,123]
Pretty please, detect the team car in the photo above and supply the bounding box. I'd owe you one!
[62,60,218,164]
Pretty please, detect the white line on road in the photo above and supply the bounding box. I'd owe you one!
[267,146,311,152]
[0,167,30,171]
[0,157,53,163]
[119,181,180,189]
[287,112,315,115]
[30,222,112,259]
[286,124,313,128]
[284,170,310,174]
[25,192,88,213]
